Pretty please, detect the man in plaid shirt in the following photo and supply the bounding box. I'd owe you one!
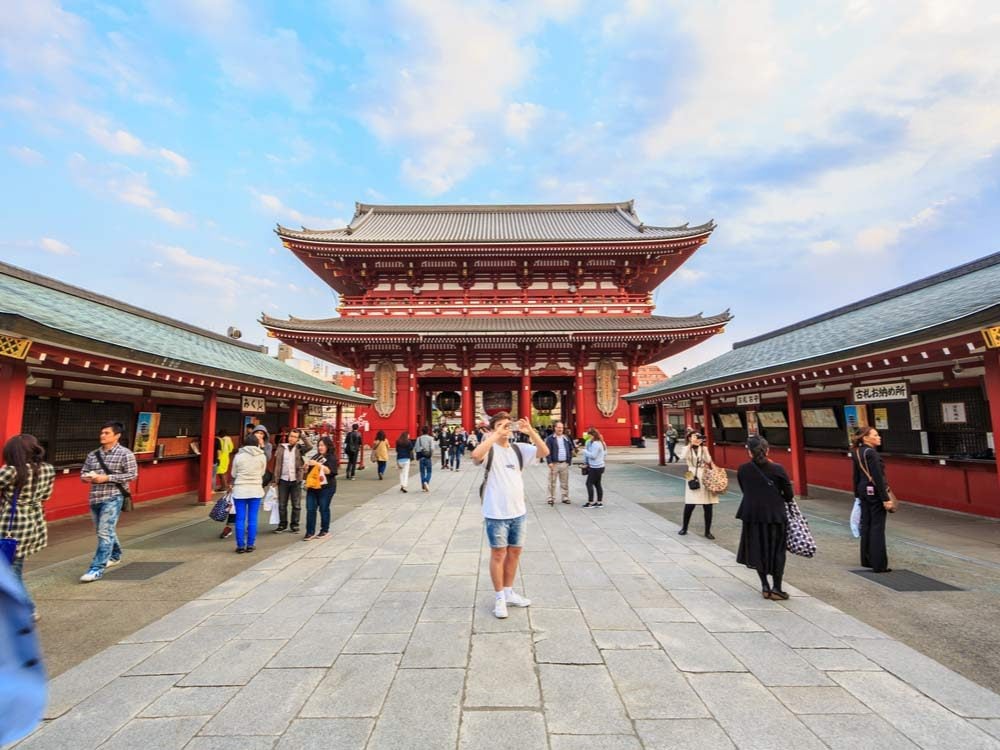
[79,422,138,582]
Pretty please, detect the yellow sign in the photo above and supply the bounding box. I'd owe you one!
[0,335,32,360]
[982,325,1000,350]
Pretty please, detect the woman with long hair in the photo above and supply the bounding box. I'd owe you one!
[303,436,337,540]
[395,431,414,492]
[229,426,268,553]
[851,425,891,572]
[371,430,390,481]
[679,431,718,538]
[582,427,607,508]
[0,434,55,620]
[736,436,794,600]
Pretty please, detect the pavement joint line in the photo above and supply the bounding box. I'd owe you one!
[27,515,211,576]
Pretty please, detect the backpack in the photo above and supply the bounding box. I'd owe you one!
[479,444,524,502]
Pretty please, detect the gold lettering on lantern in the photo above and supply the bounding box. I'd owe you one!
[595,357,620,418]
[374,359,398,417]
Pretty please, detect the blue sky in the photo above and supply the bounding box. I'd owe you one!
[2,1,999,374]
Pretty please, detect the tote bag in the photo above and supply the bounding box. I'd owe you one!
[785,499,817,558]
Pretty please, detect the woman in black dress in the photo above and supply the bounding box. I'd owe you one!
[736,436,794,600]
[851,426,891,573]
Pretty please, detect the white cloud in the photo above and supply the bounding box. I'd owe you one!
[68,153,191,226]
[674,268,706,284]
[359,0,578,193]
[8,145,45,166]
[252,190,345,229]
[155,243,277,301]
[39,237,73,255]
[504,102,545,140]
[79,111,192,175]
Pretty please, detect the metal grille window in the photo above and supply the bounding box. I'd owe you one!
[921,387,991,457]
[158,406,204,438]
[23,397,134,466]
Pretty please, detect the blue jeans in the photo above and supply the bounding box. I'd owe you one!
[485,514,526,548]
[377,460,387,478]
[305,481,336,535]
[419,456,433,485]
[10,556,34,609]
[449,448,460,470]
[89,495,123,570]
[234,498,261,548]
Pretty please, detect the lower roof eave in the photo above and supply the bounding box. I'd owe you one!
[624,315,999,405]
[3,317,373,406]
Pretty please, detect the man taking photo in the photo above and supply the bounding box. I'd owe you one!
[471,412,549,618]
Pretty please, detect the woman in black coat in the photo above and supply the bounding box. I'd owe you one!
[851,426,891,573]
[736,436,794,600]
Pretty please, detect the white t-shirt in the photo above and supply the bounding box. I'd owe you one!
[480,442,537,520]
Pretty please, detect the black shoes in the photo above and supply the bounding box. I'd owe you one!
[273,526,287,534]
[236,547,246,554]
[705,532,715,540]
[290,526,300,534]
[678,529,688,535]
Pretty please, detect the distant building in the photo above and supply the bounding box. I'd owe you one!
[638,364,668,388]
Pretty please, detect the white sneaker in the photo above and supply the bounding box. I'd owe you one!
[79,569,103,583]
[106,558,122,567]
[493,596,509,619]
[505,590,531,607]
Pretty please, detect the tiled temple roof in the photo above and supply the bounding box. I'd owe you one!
[276,201,715,244]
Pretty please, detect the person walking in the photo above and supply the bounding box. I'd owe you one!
[395,431,415,492]
[371,430,390,480]
[0,554,47,747]
[271,428,311,534]
[736,436,794,600]
[414,426,435,492]
[852,426,892,573]
[79,422,137,582]
[303,436,337,540]
[665,423,680,463]
[544,421,574,506]
[230,426,267,553]
[582,427,607,508]
[679,430,718,538]
[344,424,362,480]
[439,427,453,470]
[472,413,548,618]
[450,429,465,470]
[0,434,55,620]
[215,429,233,491]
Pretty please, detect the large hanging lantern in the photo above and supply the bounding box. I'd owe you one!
[532,390,557,415]
[436,391,461,416]
[483,390,513,416]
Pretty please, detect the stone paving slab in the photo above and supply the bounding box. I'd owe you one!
[19,460,1000,749]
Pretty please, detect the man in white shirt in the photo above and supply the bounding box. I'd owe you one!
[471,412,549,618]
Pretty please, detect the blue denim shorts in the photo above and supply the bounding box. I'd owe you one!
[485,514,526,548]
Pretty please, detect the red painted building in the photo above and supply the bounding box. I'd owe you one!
[627,253,1000,517]
[0,263,372,520]
[262,201,730,445]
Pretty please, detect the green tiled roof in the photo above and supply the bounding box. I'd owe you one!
[0,262,372,404]
[626,252,1000,402]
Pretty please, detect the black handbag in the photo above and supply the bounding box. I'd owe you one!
[687,477,701,491]
[580,464,590,476]
[94,451,134,511]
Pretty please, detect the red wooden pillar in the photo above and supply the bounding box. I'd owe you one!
[628,366,641,445]
[701,398,714,453]
[198,388,217,503]
[461,369,474,433]
[684,406,694,431]
[984,349,1000,497]
[407,366,418,435]
[575,367,588,434]
[656,403,666,466]
[786,382,808,497]
[0,360,27,447]
[288,400,299,429]
[520,370,532,422]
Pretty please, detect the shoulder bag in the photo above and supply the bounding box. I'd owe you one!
[785,499,817,557]
[209,491,232,522]
[94,451,134,511]
[703,460,729,494]
[855,448,897,513]
[1,489,20,564]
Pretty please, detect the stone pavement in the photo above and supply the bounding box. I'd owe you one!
[14,459,1000,749]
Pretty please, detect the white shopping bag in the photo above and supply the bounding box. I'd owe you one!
[850,498,862,538]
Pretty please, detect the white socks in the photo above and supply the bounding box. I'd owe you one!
[503,587,513,599]
[495,591,505,600]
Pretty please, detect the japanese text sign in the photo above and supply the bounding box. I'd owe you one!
[852,382,909,403]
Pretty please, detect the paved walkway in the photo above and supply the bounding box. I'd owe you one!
[14,460,1000,749]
